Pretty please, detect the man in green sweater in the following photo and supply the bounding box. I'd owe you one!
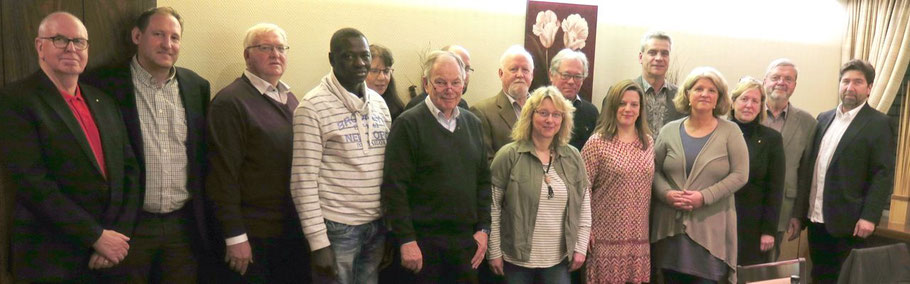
[381,50,492,283]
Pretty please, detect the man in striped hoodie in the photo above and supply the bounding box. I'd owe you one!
[290,28,391,284]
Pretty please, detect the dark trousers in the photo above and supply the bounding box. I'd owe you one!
[229,236,311,284]
[662,269,718,284]
[807,222,866,284]
[415,233,478,284]
[107,207,198,284]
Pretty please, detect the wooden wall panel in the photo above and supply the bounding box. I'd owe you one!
[84,0,158,67]
[0,1,82,84]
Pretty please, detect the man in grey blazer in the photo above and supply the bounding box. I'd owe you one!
[471,45,534,162]
[760,59,817,261]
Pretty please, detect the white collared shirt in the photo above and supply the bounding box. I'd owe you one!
[244,70,291,104]
[504,91,528,119]
[425,95,460,132]
[808,103,864,223]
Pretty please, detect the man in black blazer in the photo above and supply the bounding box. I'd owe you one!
[82,7,213,283]
[0,12,140,282]
[548,48,598,150]
[790,59,896,284]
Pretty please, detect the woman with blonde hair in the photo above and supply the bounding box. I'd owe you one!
[487,86,592,284]
[651,67,748,283]
[582,79,653,283]
[728,77,784,265]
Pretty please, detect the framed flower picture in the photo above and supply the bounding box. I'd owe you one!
[524,0,598,101]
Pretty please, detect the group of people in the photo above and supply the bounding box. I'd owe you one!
[0,6,896,284]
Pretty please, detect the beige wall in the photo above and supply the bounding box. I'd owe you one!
[159,0,847,116]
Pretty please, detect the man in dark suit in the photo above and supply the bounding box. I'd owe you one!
[548,48,598,150]
[82,7,213,283]
[471,45,535,162]
[790,59,896,284]
[0,12,140,282]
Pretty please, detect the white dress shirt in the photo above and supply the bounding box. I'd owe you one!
[808,103,863,223]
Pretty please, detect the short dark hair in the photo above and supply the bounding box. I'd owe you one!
[839,59,875,85]
[135,7,183,33]
[330,28,366,54]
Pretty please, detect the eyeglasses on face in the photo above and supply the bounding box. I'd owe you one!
[247,44,289,54]
[535,110,564,119]
[556,71,585,81]
[39,36,89,50]
[369,68,394,75]
[432,79,464,91]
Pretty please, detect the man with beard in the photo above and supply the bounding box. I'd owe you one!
[471,45,534,162]
[758,58,817,262]
[790,59,895,283]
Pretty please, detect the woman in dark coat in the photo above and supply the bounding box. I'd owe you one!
[729,77,785,265]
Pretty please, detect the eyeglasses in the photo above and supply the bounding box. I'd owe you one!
[556,71,585,81]
[465,66,475,73]
[432,79,464,91]
[768,75,794,84]
[39,36,89,50]
[535,110,564,119]
[247,44,289,54]
[369,68,394,75]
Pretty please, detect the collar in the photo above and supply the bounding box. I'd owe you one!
[765,102,790,119]
[244,69,290,95]
[513,139,571,160]
[503,90,529,106]
[131,55,176,86]
[638,76,668,93]
[835,102,864,120]
[424,93,460,119]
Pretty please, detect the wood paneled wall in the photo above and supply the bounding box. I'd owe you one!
[0,1,155,282]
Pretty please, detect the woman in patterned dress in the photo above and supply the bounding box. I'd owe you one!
[487,86,592,284]
[581,79,653,283]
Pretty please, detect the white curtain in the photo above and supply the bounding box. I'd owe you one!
[842,0,910,112]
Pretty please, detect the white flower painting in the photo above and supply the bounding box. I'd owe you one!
[561,14,589,50]
[532,10,560,49]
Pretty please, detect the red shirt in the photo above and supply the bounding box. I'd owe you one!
[59,86,107,178]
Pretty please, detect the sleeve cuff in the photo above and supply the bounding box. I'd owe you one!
[225,233,248,246]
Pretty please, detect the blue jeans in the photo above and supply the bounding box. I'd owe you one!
[503,260,570,284]
[322,219,386,284]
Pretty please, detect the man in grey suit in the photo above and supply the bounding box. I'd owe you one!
[633,31,684,136]
[470,45,534,162]
[760,59,817,261]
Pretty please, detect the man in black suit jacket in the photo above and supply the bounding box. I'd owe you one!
[790,59,895,284]
[82,7,214,283]
[547,48,598,150]
[0,12,140,282]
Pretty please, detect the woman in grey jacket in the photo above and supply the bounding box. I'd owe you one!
[651,67,749,284]
[487,86,592,284]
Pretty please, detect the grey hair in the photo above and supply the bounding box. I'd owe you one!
[422,50,465,80]
[640,30,672,52]
[243,23,287,49]
[499,45,534,69]
[549,48,589,77]
[763,58,799,80]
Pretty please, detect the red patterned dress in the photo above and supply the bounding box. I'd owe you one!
[580,132,654,284]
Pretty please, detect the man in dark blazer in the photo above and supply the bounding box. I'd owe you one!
[0,12,140,282]
[790,59,896,284]
[547,48,598,150]
[471,45,535,162]
[82,7,213,283]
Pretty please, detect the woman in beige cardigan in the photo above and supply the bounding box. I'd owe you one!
[651,67,749,284]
